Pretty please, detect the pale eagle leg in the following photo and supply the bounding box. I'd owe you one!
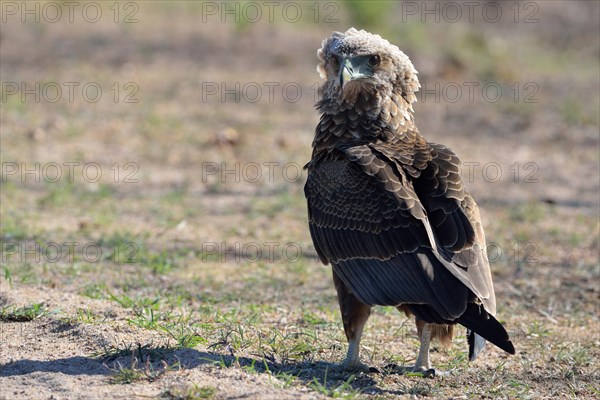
[333,270,372,372]
[411,323,450,377]
[338,321,370,371]
[414,323,432,371]
[385,323,450,378]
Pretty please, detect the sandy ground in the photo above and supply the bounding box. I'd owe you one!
[1,1,599,399]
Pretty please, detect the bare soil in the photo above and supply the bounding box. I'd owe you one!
[1,1,599,399]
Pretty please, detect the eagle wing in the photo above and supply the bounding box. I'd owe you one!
[305,142,496,320]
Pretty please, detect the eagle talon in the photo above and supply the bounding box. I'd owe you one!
[412,367,451,378]
[383,363,401,372]
[382,364,445,378]
[417,367,436,378]
[333,361,371,373]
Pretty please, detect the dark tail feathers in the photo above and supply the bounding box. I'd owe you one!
[457,303,515,359]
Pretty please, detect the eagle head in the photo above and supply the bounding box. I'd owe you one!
[317,28,420,112]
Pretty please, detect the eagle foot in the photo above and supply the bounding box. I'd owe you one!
[333,360,373,373]
[383,364,449,378]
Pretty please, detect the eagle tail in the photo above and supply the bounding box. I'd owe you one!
[458,303,515,358]
[467,331,486,361]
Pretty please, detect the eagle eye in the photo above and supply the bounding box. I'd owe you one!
[368,55,381,67]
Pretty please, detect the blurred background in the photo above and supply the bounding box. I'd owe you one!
[1,1,599,398]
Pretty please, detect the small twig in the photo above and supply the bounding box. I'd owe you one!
[535,308,558,324]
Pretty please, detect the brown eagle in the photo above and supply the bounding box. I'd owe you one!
[304,28,515,375]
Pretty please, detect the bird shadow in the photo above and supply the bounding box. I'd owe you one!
[0,344,430,396]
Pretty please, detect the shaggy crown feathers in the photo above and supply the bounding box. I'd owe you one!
[317,28,420,106]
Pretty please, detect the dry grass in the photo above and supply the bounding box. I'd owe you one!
[1,1,599,399]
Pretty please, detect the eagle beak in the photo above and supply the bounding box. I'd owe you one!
[339,57,372,89]
[339,58,354,88]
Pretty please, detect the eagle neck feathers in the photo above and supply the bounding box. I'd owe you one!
[311,85,421,157]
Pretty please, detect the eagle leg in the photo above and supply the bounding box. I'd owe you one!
[385,322,435,377]
[412,321,452,377]
[333,270,372,371]
[411,318,454,378]
[414,322,433,371]
[385,318,453,378]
